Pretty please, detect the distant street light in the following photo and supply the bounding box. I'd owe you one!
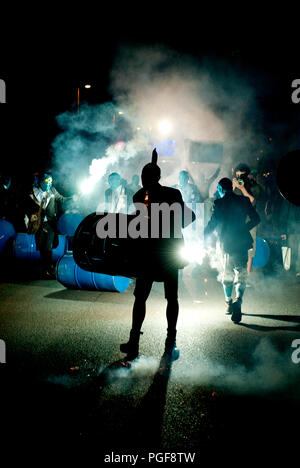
[77,84,92,111]
[158,119,172,136]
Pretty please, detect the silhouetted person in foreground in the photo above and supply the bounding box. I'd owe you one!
[204,178,260,323]
[120,149,195,361]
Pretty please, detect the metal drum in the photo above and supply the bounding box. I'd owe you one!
[56,253,130,292]
[72,212,138,277]
[72,211,185,281]
[13,233,67,262]
[57,212,84,237]
[0,219,16,253]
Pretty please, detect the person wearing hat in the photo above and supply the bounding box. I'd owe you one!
[120,149,195,361]
[204,177,260,323]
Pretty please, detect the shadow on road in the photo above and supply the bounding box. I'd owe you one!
[241,314,300,332]
[240,323,300,332]
[45,288,102,302]
[83,353,174,450]
[44,288,131,303]
[243,314,300,322]
[134,354,173,448]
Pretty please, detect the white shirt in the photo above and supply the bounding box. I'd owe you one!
[33,187,54,221]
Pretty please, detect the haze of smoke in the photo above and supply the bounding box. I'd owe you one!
[102,355,159,382]
[46,339,299,396]
[110,44,266,186]
[175,338,299,395]
[52,43,266,198]
[97,355,160,396]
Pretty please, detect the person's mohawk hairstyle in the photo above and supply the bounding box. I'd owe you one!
[151,148,158,165]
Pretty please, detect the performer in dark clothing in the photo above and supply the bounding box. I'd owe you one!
[120,149,195,361]
[204,178,260,323]
[25,172,67,278]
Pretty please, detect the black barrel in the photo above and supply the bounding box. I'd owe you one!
[72,212,185,280]
[73,212,139,278]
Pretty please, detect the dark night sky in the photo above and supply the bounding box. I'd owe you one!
[1,12,300,175]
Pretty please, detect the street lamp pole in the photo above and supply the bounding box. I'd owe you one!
[77,87,80,112]
[77,84,91,112]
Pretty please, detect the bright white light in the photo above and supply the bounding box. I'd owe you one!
[180,241,205,265]
[79,177,96,195]
[158,119,172,136]
[85,84,91,88]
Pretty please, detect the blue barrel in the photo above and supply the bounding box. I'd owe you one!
[13,233,67,262]
[0,219,16,252]
[57,212,83,237]
[56,253,130,292]
[252,237,270,268]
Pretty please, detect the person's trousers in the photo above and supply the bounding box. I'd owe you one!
[222,251,248,300]
[132,269,179,335]
[35,222,55,270]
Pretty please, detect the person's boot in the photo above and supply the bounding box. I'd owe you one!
[231,298,242,324]
[225,299,233,315]
[164,330,180,361]
[120,330,142,360]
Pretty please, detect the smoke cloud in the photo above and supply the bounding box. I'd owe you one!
[46,339,299,396]
[51,43,268,202]
[174,338,299,395]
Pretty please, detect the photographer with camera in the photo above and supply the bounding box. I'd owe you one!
[233,163,261,276]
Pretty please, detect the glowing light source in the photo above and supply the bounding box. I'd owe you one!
[79,178,93,195]
[180,241,205,265]
[79,176,99,195]
[85,84,91,88]
[158,119,172,136]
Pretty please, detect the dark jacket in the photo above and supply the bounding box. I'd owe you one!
[204,191,260,255]
[25,186,66,250]
[132,183,195,275]
[25,186,65,225]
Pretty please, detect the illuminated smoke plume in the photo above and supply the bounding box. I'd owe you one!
[174,338,300,395]
[52,43,266,201]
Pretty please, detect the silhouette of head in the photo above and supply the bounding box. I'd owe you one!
[141,148,161,189]
[217,177,232,198]
[141,164,161,189]
[234,163,250,179]
[179,170,189,187]
[108,172,121,191]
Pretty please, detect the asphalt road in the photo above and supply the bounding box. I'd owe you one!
[1,262,300,465]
